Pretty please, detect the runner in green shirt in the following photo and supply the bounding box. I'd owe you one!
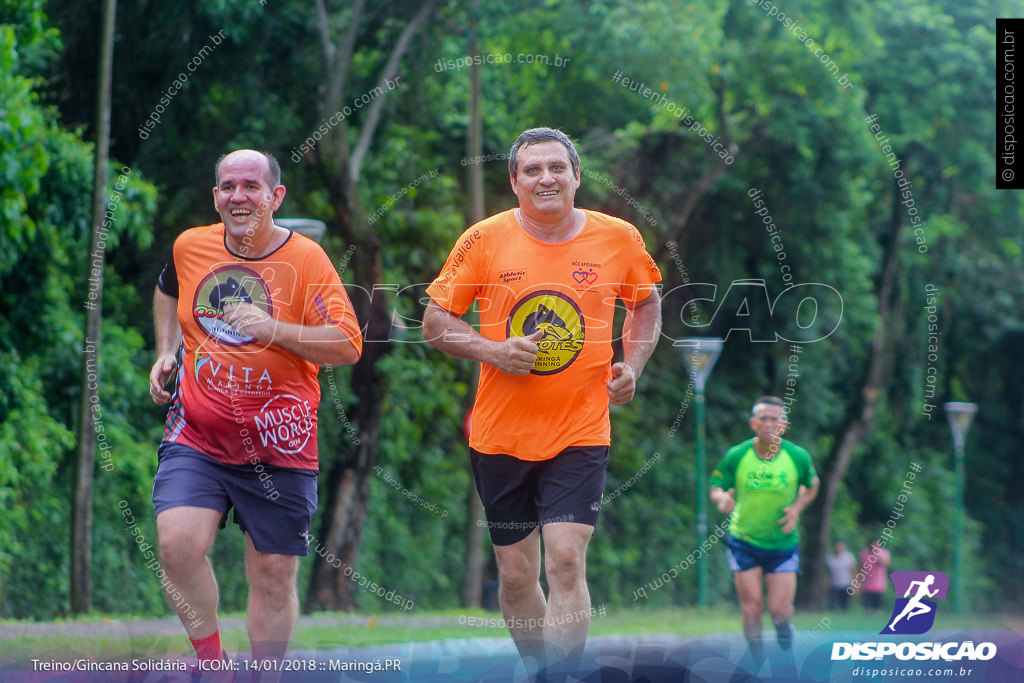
[710,396,819,658]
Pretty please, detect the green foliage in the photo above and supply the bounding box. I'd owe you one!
[1,0,1019,621]
[0,353,73,613]
[0,2,160,618]
[350,348,471,610]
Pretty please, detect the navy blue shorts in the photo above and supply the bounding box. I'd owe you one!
[726,534,800,574]
[470,445,609,546]
[153,442,317,556]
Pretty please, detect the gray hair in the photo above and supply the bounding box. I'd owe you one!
[508,127,580,177]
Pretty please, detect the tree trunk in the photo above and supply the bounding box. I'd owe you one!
[799,171,906,608]
[306,202,392,611]
[71,0,117,615]
[303,0,438,612]
[461,18,485,608]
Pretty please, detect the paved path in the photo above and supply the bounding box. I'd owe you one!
[2,621,1022,682]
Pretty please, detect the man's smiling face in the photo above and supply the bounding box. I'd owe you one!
[510,140,581,223]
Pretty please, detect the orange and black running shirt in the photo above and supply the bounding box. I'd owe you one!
[426,209,662,461]
[158,223,363,470]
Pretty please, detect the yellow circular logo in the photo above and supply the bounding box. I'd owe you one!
[507,290,585,375]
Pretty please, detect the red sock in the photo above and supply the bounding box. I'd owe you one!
[189,630,224,663]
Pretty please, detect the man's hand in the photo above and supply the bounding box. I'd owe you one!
[606,362,638,405]
[713,488,736,514]
[149,354,178,405]
[496,330,543,375]
[779,502,802,534]
[221,302,274,341]
[779,479,817,534]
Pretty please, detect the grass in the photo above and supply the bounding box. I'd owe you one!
[2,606,1021,664]
[1,634,193,664]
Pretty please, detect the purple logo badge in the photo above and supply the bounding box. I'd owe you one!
[881,571,949,635]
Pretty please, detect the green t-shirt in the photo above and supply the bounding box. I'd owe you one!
[710,437,816,551]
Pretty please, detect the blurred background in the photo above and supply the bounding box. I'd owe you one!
[1,0,1021,624]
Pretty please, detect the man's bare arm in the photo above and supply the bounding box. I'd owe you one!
[150,287,182,404]
[220,302,360,367]
[607,288,662,405]
[422,300,541,375]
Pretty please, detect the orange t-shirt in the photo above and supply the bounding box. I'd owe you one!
[161,224,363,470]
[426,209,661,461]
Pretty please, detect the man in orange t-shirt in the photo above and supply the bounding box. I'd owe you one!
[423,128,662,672]
[148,149,361,666]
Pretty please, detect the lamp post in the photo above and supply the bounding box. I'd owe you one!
[943,401,977,614]
[676,337,724,607]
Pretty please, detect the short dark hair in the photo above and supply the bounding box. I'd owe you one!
[214,150,281,187]
[751,395,784,416]
[508,127,580,178]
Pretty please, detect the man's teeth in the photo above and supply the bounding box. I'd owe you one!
[538,190,558,196]
[230,209,252,218]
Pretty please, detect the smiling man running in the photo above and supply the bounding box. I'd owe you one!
[423,127,662,675]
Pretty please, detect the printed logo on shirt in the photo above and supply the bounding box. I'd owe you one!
[745,469,789,490]
[253,394,315,455]
[192,266,273,346]
[507,290,585,375]
[193,352,273,398]
[499,268,527,284]
[570,260,601,291]
[645,251,660,275]
[434,229,483,296]
[628,227,661,276]
[572,268,598,286]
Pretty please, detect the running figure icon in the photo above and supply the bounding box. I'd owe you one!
[886,574,939,632]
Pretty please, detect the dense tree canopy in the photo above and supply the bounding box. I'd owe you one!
[1,0,1021,619]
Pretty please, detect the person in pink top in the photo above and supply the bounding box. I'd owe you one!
[857,538,891,612]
